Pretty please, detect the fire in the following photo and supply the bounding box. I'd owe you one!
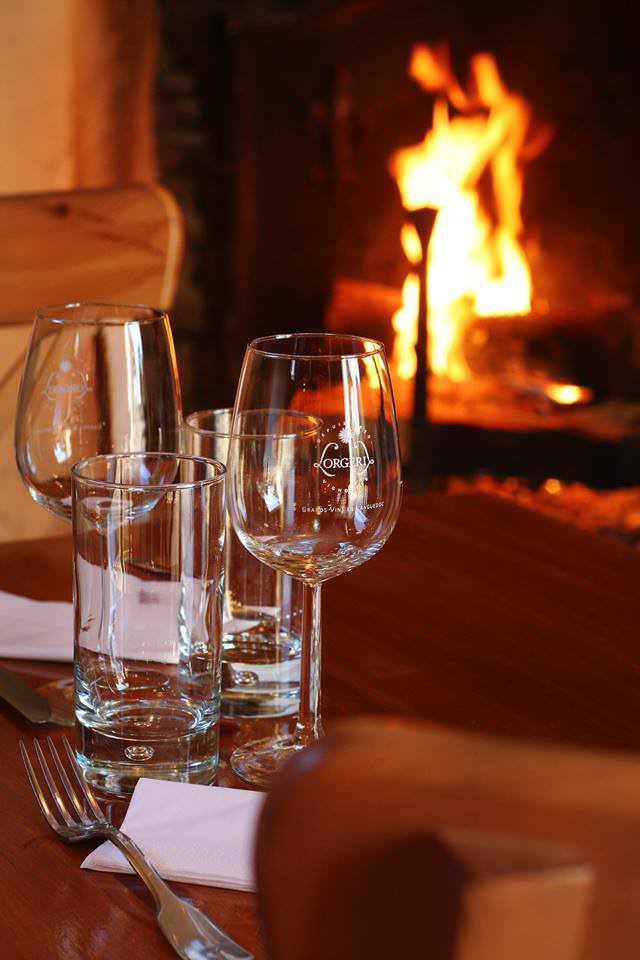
[389,43,551,383]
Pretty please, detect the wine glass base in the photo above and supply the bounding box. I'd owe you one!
[230,735,306,788]
[36,678,75,727]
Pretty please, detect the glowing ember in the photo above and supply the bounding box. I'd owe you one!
[543,478,563,495]
[545,384,593,406]
[389,43,551,383]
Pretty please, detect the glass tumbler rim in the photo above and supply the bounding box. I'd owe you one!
[247,332,386,361]
[183,408,233,439]
[35,302,167,327]
[71,451,226,492]
[184,408,322,441]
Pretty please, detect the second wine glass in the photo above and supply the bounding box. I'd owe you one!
[227,333,402,786]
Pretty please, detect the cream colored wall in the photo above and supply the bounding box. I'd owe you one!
[0,0,158,195]
[0,3,75,194]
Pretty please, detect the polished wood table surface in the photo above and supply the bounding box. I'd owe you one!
[3,492,640,957]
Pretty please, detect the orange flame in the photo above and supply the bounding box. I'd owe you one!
[389,44,551,383]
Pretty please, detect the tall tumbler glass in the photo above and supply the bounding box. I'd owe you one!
[183,409,303,718]
[72,453,225,797]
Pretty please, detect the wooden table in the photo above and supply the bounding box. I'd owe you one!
[3,492,640,957]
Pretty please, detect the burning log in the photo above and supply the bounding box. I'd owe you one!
[461,309,638,402]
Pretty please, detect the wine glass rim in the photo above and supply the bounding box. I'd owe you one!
[35,302,167,326]
[184,408,321,440]
[248,333,386,361]
[71,452,226,491]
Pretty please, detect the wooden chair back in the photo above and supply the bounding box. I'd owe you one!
[256,717,640,960]
[0,183,183,543]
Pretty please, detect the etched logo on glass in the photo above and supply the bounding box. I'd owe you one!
[313,421,375,480]
[43,360,91,402]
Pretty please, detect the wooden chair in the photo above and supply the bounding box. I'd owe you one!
[256,717,640,960]
[0,183,183,543]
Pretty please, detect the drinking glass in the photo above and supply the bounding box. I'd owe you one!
[226,334,402,785]
[14,302,182,722]
[183,409,305,718]
[72,452,225,797]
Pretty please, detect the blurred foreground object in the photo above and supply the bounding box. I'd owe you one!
[254,717,640,959]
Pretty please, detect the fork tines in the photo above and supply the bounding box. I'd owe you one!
[20,736,105,834]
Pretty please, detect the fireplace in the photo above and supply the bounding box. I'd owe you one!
[203,0,640,537]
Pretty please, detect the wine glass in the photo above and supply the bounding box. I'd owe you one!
[14,302,182,723]
[226,333,402,785]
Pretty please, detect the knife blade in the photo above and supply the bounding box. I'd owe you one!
[0,665,52,723]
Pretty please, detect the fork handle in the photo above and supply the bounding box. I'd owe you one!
[102,826,253,960]
[105,827,170,904]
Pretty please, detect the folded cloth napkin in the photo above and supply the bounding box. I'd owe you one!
[0,590,73,661]
[81,778,265,891]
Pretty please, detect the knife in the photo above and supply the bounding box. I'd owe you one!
[0,665,52,723]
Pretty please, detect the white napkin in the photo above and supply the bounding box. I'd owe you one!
[0,580,180,664]
[74,557,190,665]
[81,778,265,891]
[1,575,292,668]
[0,590,73,661]
[0,563,212,664]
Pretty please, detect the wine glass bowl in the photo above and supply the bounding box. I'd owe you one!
[15,302,181,521]
[227,334,402,785]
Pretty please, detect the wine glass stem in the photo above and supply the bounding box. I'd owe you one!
[294,581,323,747]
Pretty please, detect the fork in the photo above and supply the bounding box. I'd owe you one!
[20,736,254,960]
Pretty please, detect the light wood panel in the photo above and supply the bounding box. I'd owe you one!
[0,183,183,325]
